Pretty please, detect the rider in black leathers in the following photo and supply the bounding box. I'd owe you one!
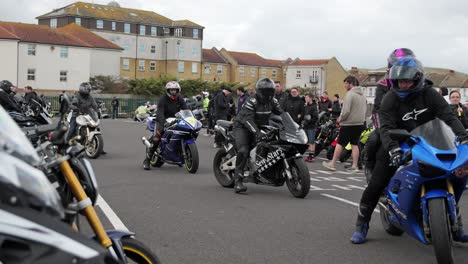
[0,80,21,112]
[143,81,187,170]
[350,56,468,244]
[68,83,98,141]
[232,78,283,193]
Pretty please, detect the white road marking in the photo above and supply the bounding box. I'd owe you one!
[336,171,351,175]
[321,194,380,213]
[317,157,328,161]
[316,170,333,175]
[309,171,318,175]
[310,185,337,191]
[96,195,129,231]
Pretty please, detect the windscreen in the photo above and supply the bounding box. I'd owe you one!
[411,118,456,150]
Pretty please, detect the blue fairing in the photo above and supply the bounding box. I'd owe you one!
[383,119,467,245]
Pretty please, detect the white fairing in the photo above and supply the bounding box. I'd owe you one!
[0,210,99,259]
[76,114,100,128]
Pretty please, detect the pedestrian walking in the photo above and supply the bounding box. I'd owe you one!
[111,96,119,119]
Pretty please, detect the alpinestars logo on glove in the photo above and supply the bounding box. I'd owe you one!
[402,108,428,121]
[256,148,285,173]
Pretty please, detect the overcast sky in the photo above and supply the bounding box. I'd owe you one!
[1,0,467,73]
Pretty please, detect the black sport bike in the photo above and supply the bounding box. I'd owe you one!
[213,112,310,198]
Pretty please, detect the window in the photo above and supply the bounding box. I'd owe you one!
[296,70,302,79]
[27,44,36,56]
[367,87,374,97]
[175,28,182,37]
[283,69,287,77]
[124,23,130,33]
[217,64,223,75]
[272,70,277,78]
[139,25,146,35]
[27,69,35,81]
[138,44,145,53]
[163,27,170,35]
[250,67,256,77]
[112,21,116,31]
[151,26,157,36]
[204,64,211,74]
[60,71,67,82]
[96,20,103,29]
[192,47,199,55]
[150,61,156,72]
[370,76,376,82]
[60,47,68,58]
[122,59,129,70]
[50,18,57,28]
[75,17,81,26]
[261,69,266,78]
[150,45,156,54]
[178,61,184,73]
[192,62,198,73]
[178,46,184,55]
[193,28,199,39]
[239,66,244,77]
[138,60,145,71]
[122,44,129,51]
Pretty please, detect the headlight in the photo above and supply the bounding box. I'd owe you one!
[455,163,468,178]
[0,152,64,218]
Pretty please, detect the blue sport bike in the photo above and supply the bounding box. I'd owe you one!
[379,118,468,264]
[142,110,202,173]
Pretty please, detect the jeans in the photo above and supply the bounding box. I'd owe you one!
[112,107,118,119]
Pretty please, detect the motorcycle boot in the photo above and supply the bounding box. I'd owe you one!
[351,204,372,244]
[454,205,468,243]
[234,171,247,193]
[143,137,159,170]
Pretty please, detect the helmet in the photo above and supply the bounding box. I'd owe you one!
[165,81,181,99]
[255,78,275,104]
[79,82,92,96]
[389,57,425,99]
[202,91,209,98]
[387,48,416,69]
[0,80,13,93]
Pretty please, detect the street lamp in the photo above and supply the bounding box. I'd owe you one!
[165,40,168,74]
[176,40,181,80]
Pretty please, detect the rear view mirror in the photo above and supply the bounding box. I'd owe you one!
[389,129,411,141]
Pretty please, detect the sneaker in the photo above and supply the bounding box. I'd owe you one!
[347,166,360,173]
[322,161,336,171]
[350,222,369,244]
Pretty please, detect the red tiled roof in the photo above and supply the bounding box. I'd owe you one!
[0,22,121,50]
[290,59,329,66]
[227,51,280,67]
[202,49,227,64]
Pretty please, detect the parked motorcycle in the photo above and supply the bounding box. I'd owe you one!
[378,119,468,264]
[96,100,109,119]
[213,112,310,198]
[67,110,104,159]
[142,110,202,173]
[315,118,339,157]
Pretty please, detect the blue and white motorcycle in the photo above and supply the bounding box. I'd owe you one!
[379,118,468,264]
[142,110,202,173]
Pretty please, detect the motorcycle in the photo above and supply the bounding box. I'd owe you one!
[378,119,468,264]
[315,118,339,157]
[142,110,202,173]
[192,108,208,128]
[67,110,104,159]
[212,112,310,198]
[96,100,109,119]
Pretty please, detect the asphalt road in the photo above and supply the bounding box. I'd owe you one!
[89,119,468,264]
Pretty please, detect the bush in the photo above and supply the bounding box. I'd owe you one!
[89,75,129,94]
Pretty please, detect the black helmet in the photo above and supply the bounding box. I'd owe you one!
[255,78,275,103]
[387,48,416,69]
[79,82,92,96]
[389,57,425,99]
[0,80,14,93]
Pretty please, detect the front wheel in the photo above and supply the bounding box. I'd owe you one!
[213,149,235,188]
[285,159,310,198]
[428,198,454,264]
[121,237,161,264]
[85,134,103,159]
[184,143,199,173]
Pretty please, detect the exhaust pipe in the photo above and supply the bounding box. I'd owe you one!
[141,137,151,148]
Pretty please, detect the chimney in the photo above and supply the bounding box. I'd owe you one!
[350,67,358,75]
[449,69,455,74]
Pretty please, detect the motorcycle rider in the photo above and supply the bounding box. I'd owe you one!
[68,82,99,140]
[143,81,187,170]
[350,56,468,244]
[232,78,283,193]
[364,48,416,177]
[0,80,22,112]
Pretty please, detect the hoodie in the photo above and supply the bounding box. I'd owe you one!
[340,86,367,126]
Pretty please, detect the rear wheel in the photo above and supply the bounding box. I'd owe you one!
[428,198,454,264]
[184,143,199,173]
[379,201,404,236]
[213,149,235,188]
[121,237,161,264]
[286,159,310,198]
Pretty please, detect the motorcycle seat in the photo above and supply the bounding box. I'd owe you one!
[216,120,233,130]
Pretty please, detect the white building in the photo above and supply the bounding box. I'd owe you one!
[0,22,122,92]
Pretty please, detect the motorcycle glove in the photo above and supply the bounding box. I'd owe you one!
[388,147,403,167]
[256,130,268,142]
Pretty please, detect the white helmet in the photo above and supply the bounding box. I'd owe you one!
[165,81,181,98]
[202,91,209,98]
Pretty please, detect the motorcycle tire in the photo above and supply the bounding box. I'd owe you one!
[428,198,454,264]
[150,153,164,167]
[285,158,310,198]
[379,202,404,236]
[121,237,161,264]
[184,143,199,173]
[326,146,335,160]
[213,148,235,188]
[86,134,103,159]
